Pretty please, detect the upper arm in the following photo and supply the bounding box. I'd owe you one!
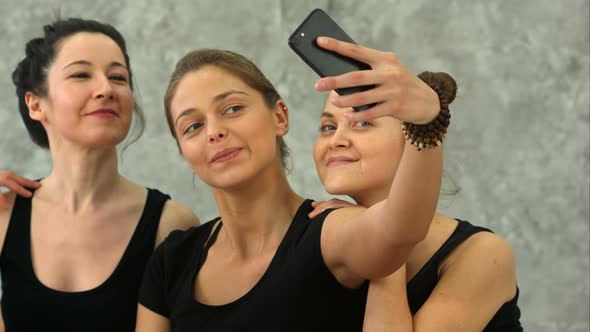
[135,304,171,332]
[364,265,413,332]
[413,233,517,332]
[155,200,200,246]
[321,204,414,286]
[138,235,173,320]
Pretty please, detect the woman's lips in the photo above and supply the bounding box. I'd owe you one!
[87,108,118,118]
[211,147,242,163]
[327,156,357,167]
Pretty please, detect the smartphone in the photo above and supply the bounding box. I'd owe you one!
[288,8,376,111]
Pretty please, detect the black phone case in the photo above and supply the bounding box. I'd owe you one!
[288,8,375,111]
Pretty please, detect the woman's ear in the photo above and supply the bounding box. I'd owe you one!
[274,100,289,137]
[25,92,47,122]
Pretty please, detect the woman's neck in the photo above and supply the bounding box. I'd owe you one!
[40,142,122,214]
[211,163,304,259]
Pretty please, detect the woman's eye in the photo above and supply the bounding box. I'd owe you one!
[184,123,203,134]
[70,72,90,79]
[109,75,128,82]
[224,105,242,114]
[353,121,372,128]
[319,124,337,132]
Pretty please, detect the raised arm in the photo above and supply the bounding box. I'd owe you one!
[317,37,445,283]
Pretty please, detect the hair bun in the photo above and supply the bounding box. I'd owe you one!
[418,71,457,104]
[12,57,31,91]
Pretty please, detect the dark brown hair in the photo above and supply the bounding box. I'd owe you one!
[164,49,290,168]
[417,71,458,104]
[12,18,144,149]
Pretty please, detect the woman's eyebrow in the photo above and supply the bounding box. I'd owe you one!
[62,60,128,71]
[175,108,196,127]
[320,112,334,119]
[213,90,249,103]
[174,90,250,127]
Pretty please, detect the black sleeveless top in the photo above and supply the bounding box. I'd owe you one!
[0,188,170,332]
[407,219,523,331]
[139,199,368,332]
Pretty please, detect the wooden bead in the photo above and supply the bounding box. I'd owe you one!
[401,81,451,150]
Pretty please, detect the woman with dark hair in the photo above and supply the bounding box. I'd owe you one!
[0,18,199,332]
[135,37,444,331]
[309,70,523,330]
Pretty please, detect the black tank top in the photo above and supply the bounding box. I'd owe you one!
[139,199,368,331]
[0,188,170,332]
[407,219,523,331]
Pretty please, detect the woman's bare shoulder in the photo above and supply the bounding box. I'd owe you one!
[156,200,200,246]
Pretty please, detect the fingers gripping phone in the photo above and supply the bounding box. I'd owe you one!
[288,8,376,111]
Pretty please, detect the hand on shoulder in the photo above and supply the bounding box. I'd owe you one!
[0,171,41,209]
[309,198,360,219]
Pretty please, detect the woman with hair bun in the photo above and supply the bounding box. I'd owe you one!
[309,64,523,331]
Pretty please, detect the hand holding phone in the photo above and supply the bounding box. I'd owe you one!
[289,9,442,125]
[288,8,376,111]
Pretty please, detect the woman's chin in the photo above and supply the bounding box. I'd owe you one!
[324,183,356,197]
[74,130,129,148]
[199,170,254,192]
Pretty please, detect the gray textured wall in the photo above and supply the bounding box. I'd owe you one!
[0,0,588,330]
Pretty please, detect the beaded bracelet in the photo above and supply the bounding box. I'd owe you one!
[401,85,451,151]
